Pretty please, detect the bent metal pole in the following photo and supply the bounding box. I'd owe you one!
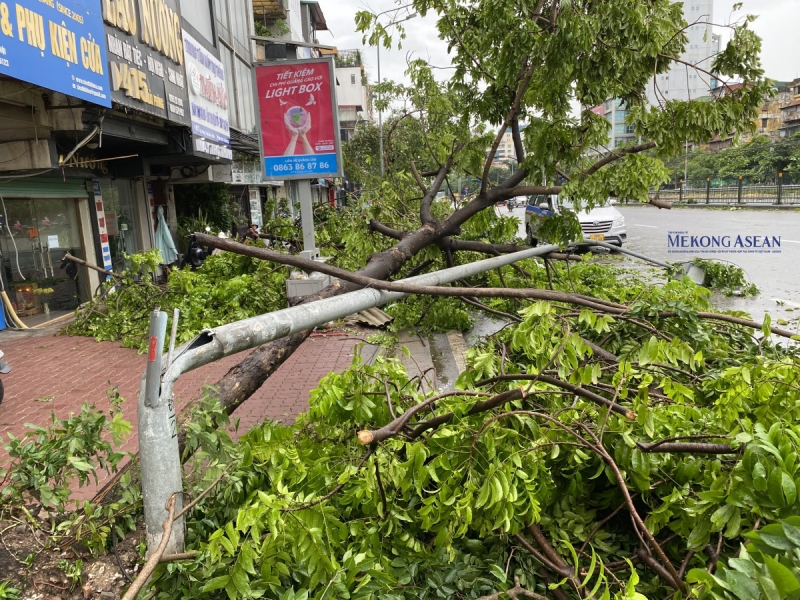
[141,243,558,554]
[139,309,185,557]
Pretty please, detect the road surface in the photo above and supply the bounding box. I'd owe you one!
[504,203,800,332]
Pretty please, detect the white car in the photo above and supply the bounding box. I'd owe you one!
[525,195,627,246]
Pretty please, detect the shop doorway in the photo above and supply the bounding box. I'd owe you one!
[0,197,88,327]
[98,179,142,271]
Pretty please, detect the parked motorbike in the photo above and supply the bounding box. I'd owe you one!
[0,349,12,404]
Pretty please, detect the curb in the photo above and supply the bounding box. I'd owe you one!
[621,204,800,211]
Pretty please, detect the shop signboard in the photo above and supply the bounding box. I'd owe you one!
[183,29,231,160]
[248,188,262,227]
[0,0,111,106]
[102,0,189,126]
[255,58,342,180]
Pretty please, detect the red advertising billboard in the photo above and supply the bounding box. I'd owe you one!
[255,58,342,179]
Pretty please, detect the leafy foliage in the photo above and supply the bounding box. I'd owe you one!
[0,389,132,512]
[65,246,290,352]
[662,134,800,184]
[691,517,800,599]
[132,255,800,599]
[691,258,759,297]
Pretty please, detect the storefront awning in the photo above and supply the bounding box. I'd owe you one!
[0,177,89,199]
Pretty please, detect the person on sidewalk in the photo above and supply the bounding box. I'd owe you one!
[240,224,259,242]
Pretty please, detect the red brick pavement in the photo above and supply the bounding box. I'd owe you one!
[0,328,368,500]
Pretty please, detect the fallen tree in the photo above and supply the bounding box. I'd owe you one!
[198,0,771,426]
[27,0,788,597]
[142,254,800,599]
[139,1,785,597]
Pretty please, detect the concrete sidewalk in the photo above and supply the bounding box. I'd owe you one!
[0,325,372,499]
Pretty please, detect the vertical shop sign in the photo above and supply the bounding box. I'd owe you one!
[102,0,190,125]
[248,188,262,227]
[182,29,231,160]
[255,58,342,180]
[92,180,113,276]
[0,0,111,106]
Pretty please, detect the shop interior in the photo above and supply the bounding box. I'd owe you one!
[0,197,88,328]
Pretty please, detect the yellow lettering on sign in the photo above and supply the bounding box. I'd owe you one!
[111,60,165,110]
[171,10,181,64]
[138,0,156,52]
[103,0,136,36]
[17,5,46,50]
[80,36,103,74]
[138,0,181,64]
[48,20,77,64]
[0,3,13,37]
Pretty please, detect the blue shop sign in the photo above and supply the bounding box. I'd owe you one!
[0,0,111,107]
[264,154,339,179]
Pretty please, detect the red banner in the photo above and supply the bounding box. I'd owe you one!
[255,58,341,179]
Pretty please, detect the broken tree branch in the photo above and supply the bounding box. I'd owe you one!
[121,494,176,600]
[410,160,428,195]
[648,193,672,210]
[197,235,797,341]
[369,219,580,261]
[580,142,657,181]
[511,117,526,164]
[63,252,121,279]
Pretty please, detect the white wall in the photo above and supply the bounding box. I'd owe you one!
[336,67,368,109]
[181,0,215,42]
[286,0,304,42]
[646,0,717,104]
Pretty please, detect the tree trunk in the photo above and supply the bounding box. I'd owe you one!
[204,331,312,418]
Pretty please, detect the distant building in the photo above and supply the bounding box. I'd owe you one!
[706,80,799,150]
[645,0,721,105]
[332,50,372,142]
[601,99,636,149]
[780,78,800,139]
[491,128,521,165]
[595,0,720,151]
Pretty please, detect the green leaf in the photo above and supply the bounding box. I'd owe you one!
[763,555,800,596]
[781,521,800,547]
[725,569,760,600]
[67,456,93,472]
[762,314,772,337]
[782,471,797,505]
[768,468,788,507]
[202,575,230,592]
[488,563,507,583]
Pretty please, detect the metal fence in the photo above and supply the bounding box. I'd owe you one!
[652,176,800,206]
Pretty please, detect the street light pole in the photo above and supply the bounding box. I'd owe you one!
[375,12,416,177]
[378,43,383,176]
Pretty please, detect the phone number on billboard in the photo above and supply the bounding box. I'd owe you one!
[271,162,331,172]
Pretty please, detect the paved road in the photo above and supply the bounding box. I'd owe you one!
[619,206,800,328]
[504,203,800,330]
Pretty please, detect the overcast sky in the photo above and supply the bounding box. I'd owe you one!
[316,0,800,87]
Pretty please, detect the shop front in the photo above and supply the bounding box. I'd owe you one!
[96,179,146,271]
[0,178,94,326]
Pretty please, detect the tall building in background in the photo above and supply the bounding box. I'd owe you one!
[645,0,721,105]
[595,0,721,149]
